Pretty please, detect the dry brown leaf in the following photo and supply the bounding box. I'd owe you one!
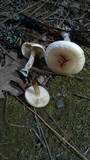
[0,54,23,98]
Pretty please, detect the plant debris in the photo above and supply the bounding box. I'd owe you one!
[74,93,90,101]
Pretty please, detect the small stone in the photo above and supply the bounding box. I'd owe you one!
[56,92,63,98]
[56,99,64,109]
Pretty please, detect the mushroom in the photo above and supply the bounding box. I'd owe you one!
[20,42,45,77]
[25,80,50,108]
[44,32,85,75]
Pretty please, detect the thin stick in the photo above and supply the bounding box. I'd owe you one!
[84,147,90,156]
[31,128,46,148]
[42,10,59,21]
[29,2,47,17]
[34,108,53,160]
[13,95,88,160]
[34,110,42,138]
[37,119,53,160]
[74,93,90,101]
[59,11,70,28]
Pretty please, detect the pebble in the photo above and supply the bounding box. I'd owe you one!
[56,92,63,98]
[56,99,64,109]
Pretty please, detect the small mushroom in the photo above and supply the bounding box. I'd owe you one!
[25,80,50,108]
[20,42,45,77]
[44,32,85,75]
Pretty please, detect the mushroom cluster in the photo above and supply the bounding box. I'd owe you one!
[20,42,50,108]
[21,32,85,108]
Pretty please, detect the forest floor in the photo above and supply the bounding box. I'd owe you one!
[0,0,90,160]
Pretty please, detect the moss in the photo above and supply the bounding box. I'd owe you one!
[1,66,90,159]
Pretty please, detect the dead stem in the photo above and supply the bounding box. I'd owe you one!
[74,13,87,20]
[34,113,42,138]
[59,11,70,28]
[31,128,46,148]
[84,147,90,156]
[74,93,90,100]
[42,10,59,21]
[29,2,47,17]
[34,108,53,160]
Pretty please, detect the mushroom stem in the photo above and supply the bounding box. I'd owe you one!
[61,31,70,41]
[25,49,36,70]
[32,80,40,97]
[20,49,36,77]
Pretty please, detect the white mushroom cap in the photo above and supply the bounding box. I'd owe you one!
[44,41,85,75]
[25,86,50,108]
[21,42,45,59]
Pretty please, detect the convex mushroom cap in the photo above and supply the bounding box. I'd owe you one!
[20,42,45,77]
[44,41,85,75]
[21,42,45,59]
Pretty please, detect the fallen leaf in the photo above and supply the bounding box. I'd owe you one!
[0,54,23,98]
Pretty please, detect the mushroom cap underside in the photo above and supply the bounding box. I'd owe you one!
[25,86,50,108]
[45,41,85,75]
[21,42,45,58]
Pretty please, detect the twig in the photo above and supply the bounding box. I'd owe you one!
[84,147,90,156]
[74,13,87,20]
[59,11,70,28]
[74,93,90,101]
[34,108,53,160]
[34,110,42,138]
[18,1,42,15]
[12,95,88,160]
[37,119,53,160]
[29,2,47,17]
[31,128,46,148]
[42,75,52,87]
[42,10,59,21]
